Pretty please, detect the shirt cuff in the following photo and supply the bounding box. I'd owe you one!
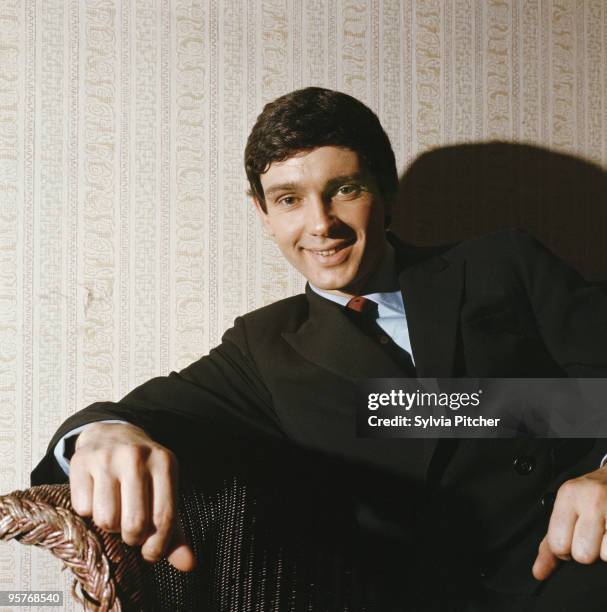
[601,453,607,469]
[53,419,129,476]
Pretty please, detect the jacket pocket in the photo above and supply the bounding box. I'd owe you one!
[462,306,526,336]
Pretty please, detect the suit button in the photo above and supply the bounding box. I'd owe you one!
[379,335,390,344]
[478,560,491,578]
[513,456,535,475]
[540,492,556,510]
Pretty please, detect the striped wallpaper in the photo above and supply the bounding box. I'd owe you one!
[1,0,606,602]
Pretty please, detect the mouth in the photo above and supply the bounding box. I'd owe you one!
[302,240,355,265]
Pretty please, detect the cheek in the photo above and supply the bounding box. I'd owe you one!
[272,224,301,253]
[342,201,378,231]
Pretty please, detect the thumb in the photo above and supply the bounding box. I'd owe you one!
[532,535,559,581]
[166,520,197,572]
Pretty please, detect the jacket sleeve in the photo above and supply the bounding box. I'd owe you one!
[507,231,607,471]
[510,229,607,377]
[31,317,282,485]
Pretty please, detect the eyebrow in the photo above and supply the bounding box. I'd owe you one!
[264,182,299,198]
[264,173,369,199]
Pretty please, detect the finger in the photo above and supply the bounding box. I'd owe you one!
[165,520,197,572]
[69,457,94,517]
[142,452,196,571]
[600,531,607,562]
[546,494,577,561]
[92,473,121,532]
[120,462,151,547]
[532,535,560,581]
[140,450,179,564]
[571,513,604,564]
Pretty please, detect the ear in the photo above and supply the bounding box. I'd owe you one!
[252,197,274,236]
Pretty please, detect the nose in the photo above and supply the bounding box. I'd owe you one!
[304,194,335,235]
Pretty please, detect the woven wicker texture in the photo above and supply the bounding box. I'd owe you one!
[146,475,392,612]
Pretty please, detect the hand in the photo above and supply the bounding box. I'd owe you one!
[533,466,607,580]
[69,421,196,572]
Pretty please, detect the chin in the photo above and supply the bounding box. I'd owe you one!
[310,272,357,292]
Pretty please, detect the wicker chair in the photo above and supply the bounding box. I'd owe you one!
[1,452,437,611]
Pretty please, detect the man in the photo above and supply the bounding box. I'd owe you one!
[32,88,607,609]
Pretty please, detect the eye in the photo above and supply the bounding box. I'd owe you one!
[276,195,298,207]
[335,184,362,198]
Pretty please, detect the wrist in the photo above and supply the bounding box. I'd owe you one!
[75,420,136,450]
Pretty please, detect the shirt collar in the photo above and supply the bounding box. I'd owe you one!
[309,241,405,316]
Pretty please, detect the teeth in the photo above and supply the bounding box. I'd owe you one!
[306,244,349,257]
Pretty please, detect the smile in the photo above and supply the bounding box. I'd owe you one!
[305,241,352,255]
[303,241,354,265]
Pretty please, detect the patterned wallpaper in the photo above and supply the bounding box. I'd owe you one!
[1,0,606,602]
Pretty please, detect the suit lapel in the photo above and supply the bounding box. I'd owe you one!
[396,252,465,378]
[391,237,465,478]
[282,285,406,381]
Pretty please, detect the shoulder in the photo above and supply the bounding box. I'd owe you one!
[437,229,557,285]
[393,228,542,277]
[441,228,538,262]
[220,293,308,352]
[391,228,539,266]
[240,293,309,330]
[437,229,590,300]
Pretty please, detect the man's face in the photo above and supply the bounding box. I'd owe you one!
[254,146,388,298]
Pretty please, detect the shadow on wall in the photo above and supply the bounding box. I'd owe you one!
[393,142,607,282]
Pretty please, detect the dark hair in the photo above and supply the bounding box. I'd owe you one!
[245,87,398,213]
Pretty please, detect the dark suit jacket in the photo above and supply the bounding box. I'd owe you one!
[31,229,607,596]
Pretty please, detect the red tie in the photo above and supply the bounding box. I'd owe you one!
[345,296,378,317]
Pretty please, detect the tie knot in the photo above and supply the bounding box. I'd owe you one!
[345,296,378,318]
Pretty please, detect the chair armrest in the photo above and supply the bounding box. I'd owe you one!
[0,484,148,610]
